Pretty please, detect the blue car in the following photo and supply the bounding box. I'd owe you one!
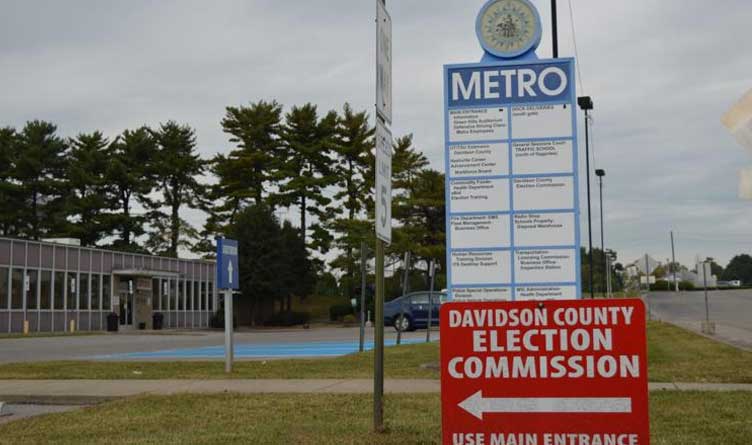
[384,291,447,332]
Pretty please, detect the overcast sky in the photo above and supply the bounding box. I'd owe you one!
[2,0,751,268]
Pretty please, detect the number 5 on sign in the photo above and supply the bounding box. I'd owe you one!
[375,120,392,244]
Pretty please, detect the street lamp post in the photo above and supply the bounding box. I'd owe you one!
[596,168,606,296]
[578,96,595,298]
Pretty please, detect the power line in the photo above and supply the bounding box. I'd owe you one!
[567,0,585,94]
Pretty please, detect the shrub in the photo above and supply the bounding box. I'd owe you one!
[265,311,311,327]
[679,280,695,291]
[649,280,671,291]
[329,304,354,321]
[342,314,357,325]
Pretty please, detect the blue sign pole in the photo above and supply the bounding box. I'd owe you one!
[216,237,239,373]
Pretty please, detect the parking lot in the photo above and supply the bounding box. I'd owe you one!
[0,326,439,363]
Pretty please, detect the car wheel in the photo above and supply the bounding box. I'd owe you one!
[394,315,412,332]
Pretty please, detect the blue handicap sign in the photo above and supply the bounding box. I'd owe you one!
[216,238,239,290]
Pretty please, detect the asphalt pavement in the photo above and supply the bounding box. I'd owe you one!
[647,289,752,351]
[0,326,438,363]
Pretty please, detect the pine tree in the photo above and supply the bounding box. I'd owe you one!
[65,131,110,246]
[277,103,338,249]
[150,121,207,257]
[0,128,23,236]
[14,121,69,239]
[217,100,283,210]
[327,104,375,291]
[105,127,157,251]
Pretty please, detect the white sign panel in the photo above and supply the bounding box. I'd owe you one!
[444,58,580,301]
[376,0,392,124]
[375,120,392,244]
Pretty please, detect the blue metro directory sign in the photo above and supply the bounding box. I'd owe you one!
[444,58,580,302]
[216,237,240,290]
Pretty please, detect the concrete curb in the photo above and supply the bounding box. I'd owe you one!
[1,379,751,401]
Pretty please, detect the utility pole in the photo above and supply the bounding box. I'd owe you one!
[551,0,558,58]
[596,169,606,296]
[359,241,367,352]
[645,254,651,321]
[426,260,435,343]
[605,253,612,298]
[396,251,410,345]
[578,96,595,298]
[670,231,678,292]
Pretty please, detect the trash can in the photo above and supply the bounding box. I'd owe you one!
[153,313,164,331]
[138,322,146,330]
[106,313,119,332]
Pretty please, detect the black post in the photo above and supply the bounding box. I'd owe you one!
[596,169,606,296]
[578,96,594,298]
[551,0,558,58]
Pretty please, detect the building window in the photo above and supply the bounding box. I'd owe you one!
[170,279,177,311]
[193,281,199,311]
[208,282,214,312]
[186,280,192,311]
[0,267,9,309]
[67,272,77,310]
[152,279,160,311]
[201,281,207,311]
[161,280,169,311]
[79,273,89,310]
[178,280,184,310]
[54,271,65,310]
[26,270,39,310]
[91,274,100,311]
[40,271,52,310]
[102,275,111,311]
[11,268,23,309]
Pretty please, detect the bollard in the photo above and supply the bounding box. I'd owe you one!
[69,319,76,333]
[23,320,29,335]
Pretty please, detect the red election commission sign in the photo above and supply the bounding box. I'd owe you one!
[440,299,649,445]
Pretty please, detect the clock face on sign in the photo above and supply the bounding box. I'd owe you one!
[477,0,541,58]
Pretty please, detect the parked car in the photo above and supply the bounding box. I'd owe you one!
[384,291,447,332]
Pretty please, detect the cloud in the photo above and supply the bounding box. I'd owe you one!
[2,0,751,266]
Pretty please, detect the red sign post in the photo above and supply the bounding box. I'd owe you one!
[441,299,649,445]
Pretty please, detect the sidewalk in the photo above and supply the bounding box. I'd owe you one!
[1,379,751,400]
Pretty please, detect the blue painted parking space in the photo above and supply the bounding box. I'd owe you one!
[97,338,432,360]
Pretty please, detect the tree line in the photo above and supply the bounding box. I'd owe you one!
[1,101,446,321]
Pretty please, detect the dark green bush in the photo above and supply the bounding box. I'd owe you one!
[265,311,311,327]
[329,304,354,321]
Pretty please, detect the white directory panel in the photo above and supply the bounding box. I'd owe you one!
[511,104,572,139]
[513,212,575,247]
[514,249,577,284]
[444,59,580,301]
[450,143,509,178]
[513,140,572,175]
[450,178,509,213]
[452,287,512,301]
[513,177,574,211]
[451,214,510,249]
[449,107,508,143]
[451,250,511,285]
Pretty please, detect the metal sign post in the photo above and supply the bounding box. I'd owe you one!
[426,260,435,343]
[374,0,392,433]
[396,251,410,345]
[216,237,240,374]
[359,241,367,353]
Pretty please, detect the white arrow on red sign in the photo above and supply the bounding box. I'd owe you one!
[459,391,632,420]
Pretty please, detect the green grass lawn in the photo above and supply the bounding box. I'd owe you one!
[0,392,750,444]
[1,321,751,382]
